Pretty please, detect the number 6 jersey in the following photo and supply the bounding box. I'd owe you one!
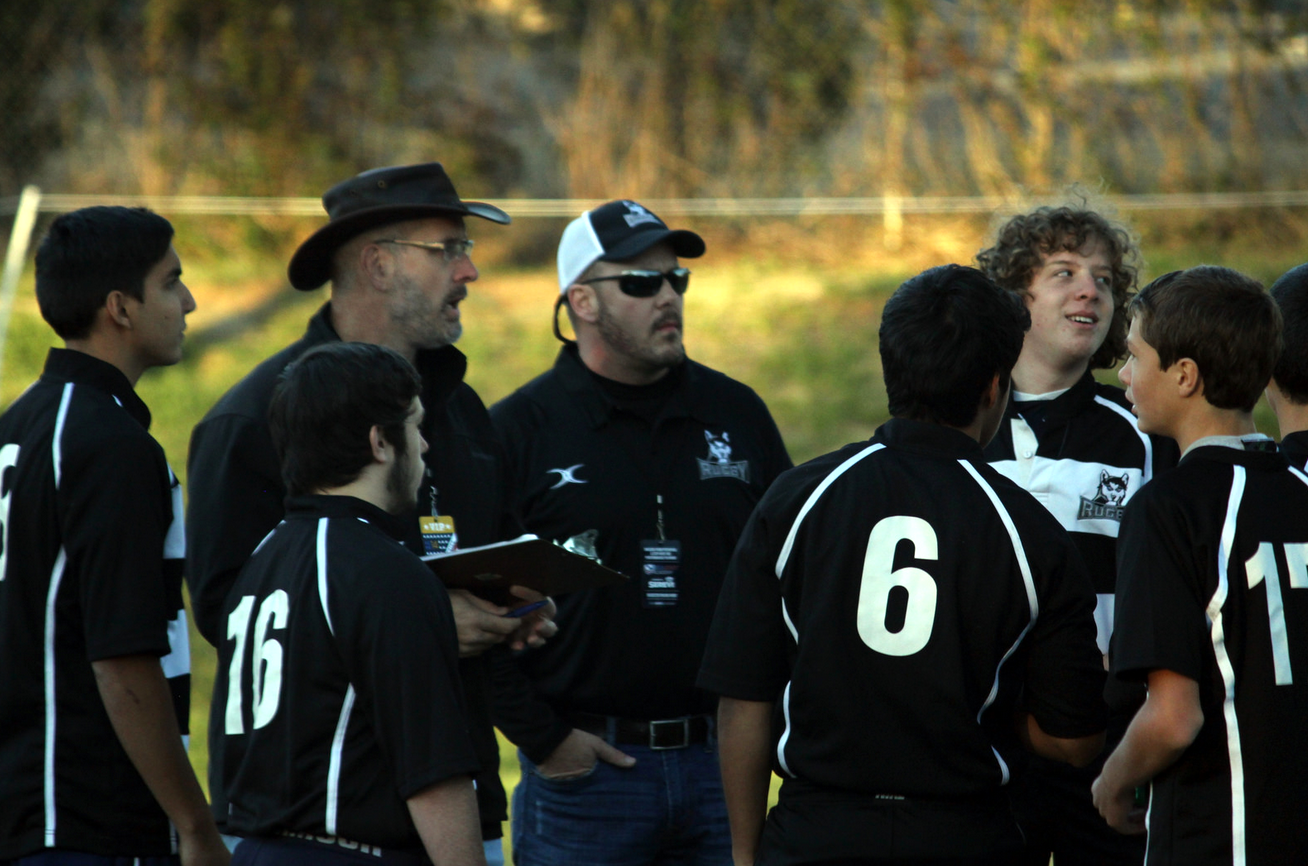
[698,418,1106,798]
[1112,443,1308,866]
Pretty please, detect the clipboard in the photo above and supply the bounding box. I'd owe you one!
[422,534,626,604]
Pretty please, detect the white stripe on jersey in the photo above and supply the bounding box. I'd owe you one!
[164,466,185,560]
[43,547,67,847]
[775,681,796,778]
[326,685,357,836]
[316,518,334,636]
[1093,395,1155,485]
[52,383,73,490]
[772,443,884,775]
[774,443,885,578]
[1208,465,1247,866]
[958,460,1039,786]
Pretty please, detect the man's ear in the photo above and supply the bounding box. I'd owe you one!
[1174,358,1202,399]
[982,372,1003,409]
[104,290,133,329]
[359,241,394,292]
[567,284,600,324]
[368,425,392,464]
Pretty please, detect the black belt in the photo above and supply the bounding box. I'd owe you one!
[569,711,712,750]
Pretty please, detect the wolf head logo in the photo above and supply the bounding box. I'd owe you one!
[705,430,733,464]
[1093,471,1129,506]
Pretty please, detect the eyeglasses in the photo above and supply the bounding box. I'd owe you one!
[579,267,691,298]
[376,238,475,263]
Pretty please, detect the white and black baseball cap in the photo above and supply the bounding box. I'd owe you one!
[556,200,705,293]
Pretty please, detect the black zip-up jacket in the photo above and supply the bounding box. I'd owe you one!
[489,345,791,761]
[186,303,519,838]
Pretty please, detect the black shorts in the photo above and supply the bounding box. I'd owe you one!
[758,779,1024,866]
[233,836,430,866]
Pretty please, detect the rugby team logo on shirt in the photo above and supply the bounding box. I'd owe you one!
[697,430,750,482]
[1077,470,1129,522]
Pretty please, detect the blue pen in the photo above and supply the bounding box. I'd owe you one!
[505,599,549,618]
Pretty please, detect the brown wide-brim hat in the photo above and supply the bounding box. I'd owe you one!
[288,162,511,290]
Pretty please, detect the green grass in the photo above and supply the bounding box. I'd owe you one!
[1,235,1302,847]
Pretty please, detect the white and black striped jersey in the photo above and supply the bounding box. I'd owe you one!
[215,495,479,852]
[1280,430,1308,471]
[0,349,189,859]
[1112,444,1308,866]
[984,373,1178,656]
[698,419,1106,798]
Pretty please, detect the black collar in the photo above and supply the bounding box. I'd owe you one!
[42,348,151,430]
[552,343,718,430]
[1005,370,1099,429]
[876,417,987,460]
[284,493,412,542]
[306,303,468,405]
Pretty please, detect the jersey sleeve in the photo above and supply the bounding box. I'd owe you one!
[697,498,791,701]
[749,389,794,488]
[332,546,480,801]
[1112,485,1210,683]
[60,426,173,661]
[1020,516,1108,738]
[186,411,285,647]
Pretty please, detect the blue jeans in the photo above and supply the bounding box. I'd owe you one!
[512,744,731,866]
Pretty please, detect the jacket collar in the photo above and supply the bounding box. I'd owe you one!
[306,303,468,405]
[42,348,151,430]
[552,343,718,430]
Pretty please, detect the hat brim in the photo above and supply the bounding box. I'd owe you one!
[287,201,511,290]
[599,228,706,265]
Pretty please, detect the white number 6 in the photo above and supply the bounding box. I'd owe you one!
[857,516,938,656]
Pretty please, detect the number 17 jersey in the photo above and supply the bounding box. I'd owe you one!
[698,418,1106,797]
[1112,444,1308,865]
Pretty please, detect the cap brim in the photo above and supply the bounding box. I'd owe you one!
[287,201,511,290]
[599,228,705,265]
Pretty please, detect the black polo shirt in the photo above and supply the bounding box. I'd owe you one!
[186,303,518,837]
[217,495,479,851]
[1113,444,1308,865]
[489,345,791,760]
[698,419,1105,859]
[0,349,190,859]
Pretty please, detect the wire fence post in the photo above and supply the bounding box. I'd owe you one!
[0,185,43,391]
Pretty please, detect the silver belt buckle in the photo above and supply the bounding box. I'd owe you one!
[648,717,690,750]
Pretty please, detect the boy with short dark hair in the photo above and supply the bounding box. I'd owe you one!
[214,342,484,866]
[0,207,226,865]
[1092,266,1308,865]
[1267,262,1308,468]
[700,265,1106,866]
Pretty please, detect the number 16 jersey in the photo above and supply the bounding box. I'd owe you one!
[698,418,1106,797]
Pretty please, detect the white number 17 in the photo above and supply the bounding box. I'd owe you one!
[1244,542,1308,685]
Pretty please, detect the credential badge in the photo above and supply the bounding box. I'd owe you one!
[697,430,751,482]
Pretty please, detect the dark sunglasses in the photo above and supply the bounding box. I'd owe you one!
[579,267,691,297]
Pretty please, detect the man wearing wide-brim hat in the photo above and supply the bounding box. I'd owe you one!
[185,163,554,865]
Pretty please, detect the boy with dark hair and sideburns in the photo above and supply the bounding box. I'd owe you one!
[977,201,1177,866]
[213,341,485,866]
[700,265,1106,866]
[1093,266,1308,865]
[1267,263,1308,468]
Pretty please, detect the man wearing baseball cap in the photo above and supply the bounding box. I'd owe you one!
[186,163,554,865]
[489,200,792,865]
